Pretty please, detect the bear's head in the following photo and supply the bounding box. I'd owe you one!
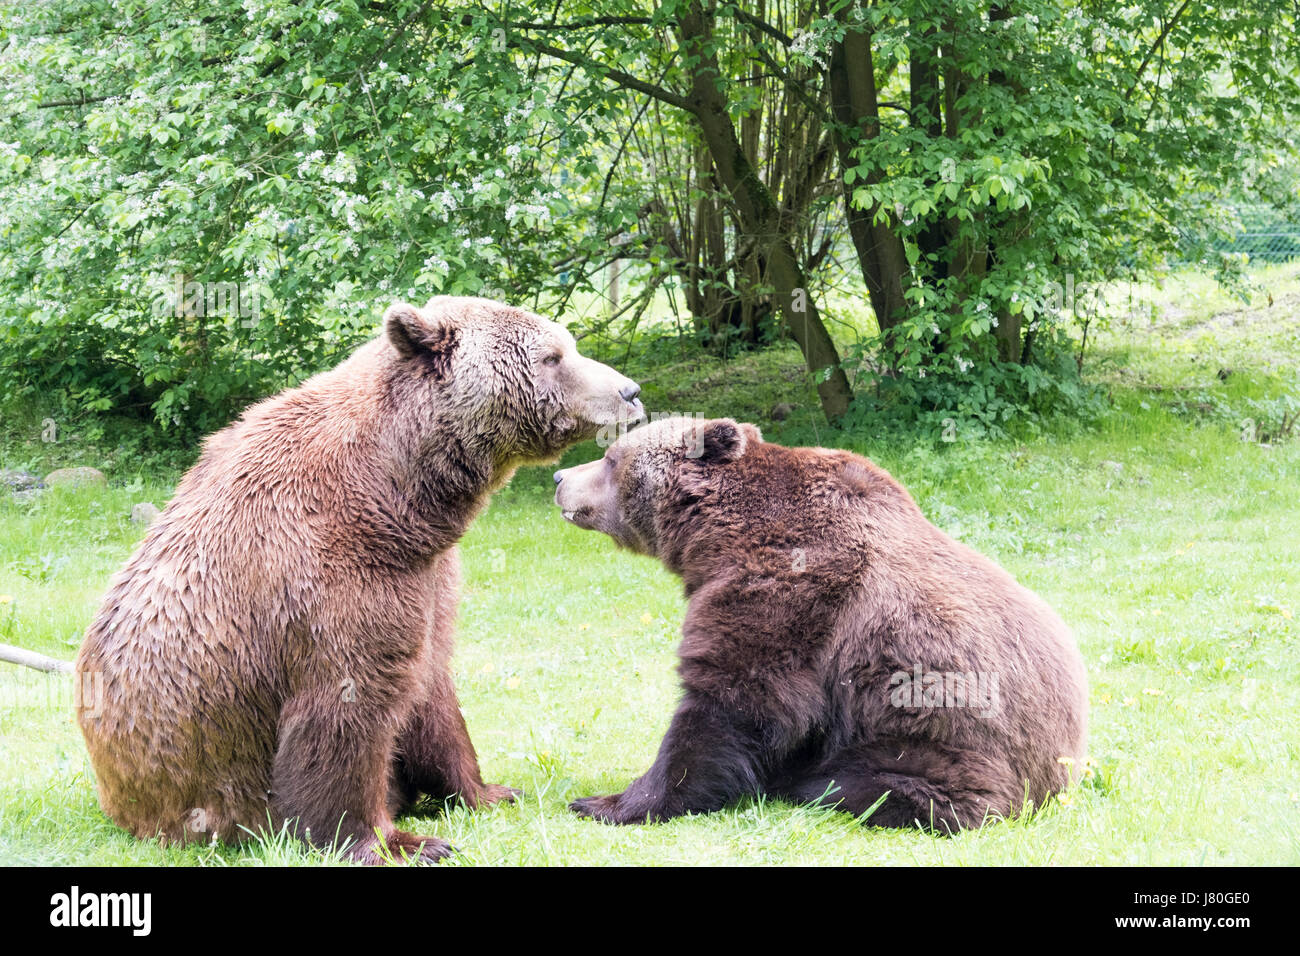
[384,296,644,465]
[552,416,761,557]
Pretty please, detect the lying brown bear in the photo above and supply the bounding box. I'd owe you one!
[75,296,643,863]
[553,416,1088,831]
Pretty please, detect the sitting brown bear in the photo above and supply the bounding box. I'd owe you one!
[553,416,1087,832]
[75,296,643,863]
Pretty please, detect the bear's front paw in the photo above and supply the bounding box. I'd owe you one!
[400,832,456,865]
[476,783,522,808]
[569,793,623,823]
[350,830,453,865]
[569,792,654,825]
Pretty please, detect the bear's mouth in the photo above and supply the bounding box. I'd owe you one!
[584,396,645,429]
[559,506,596,529]
[621,396,646,422]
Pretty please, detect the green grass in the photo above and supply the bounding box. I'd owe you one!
[2,266,1298,865]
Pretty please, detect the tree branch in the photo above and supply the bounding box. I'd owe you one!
[726,8,794,47]
[0,644,72,674]
[1124,0,1193,102]
[521,40,694,112]
[36,93,119,108]
[738,27,824,116]
[504,16,655,30]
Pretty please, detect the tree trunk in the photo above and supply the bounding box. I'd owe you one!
[943,25,983,292]
[608,258,620,315]
[988,2,1023,364]
[827,18,910,337]
[676,2,852,419]
[911,19,948,273]
[994,307,1022,362]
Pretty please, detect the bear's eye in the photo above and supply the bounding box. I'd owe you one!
[542,352,562,367]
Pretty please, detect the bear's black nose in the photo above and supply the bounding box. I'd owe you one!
[553,470,564,485]
[619,383,641,403]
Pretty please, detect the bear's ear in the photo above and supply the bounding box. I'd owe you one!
[697,418,748,464]
[385,302,458,370]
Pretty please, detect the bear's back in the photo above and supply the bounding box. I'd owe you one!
[676,441,1086,803]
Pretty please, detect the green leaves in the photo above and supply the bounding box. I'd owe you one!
[0,0,625,435]
[835,0,1297,425]
[0,0,1295,437]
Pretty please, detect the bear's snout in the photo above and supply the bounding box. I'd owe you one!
[553,460,606,530]
[616,381,644,422]
[567,355,644,432]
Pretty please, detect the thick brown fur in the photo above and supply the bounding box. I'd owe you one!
[75,296,642,863]
[554,417,1087,832]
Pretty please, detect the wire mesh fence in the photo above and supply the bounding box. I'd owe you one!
[1192,204,1300,263]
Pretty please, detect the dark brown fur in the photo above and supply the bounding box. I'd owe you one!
[75,297,642,863]
[554,417,1087,832]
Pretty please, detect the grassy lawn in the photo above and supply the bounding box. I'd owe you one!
[1,267,1297,865]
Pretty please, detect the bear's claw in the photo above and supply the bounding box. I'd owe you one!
[569,793,634,824]
[477,783,522,807]
[348,829,454,865]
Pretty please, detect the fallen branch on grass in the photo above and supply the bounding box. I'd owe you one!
[0,643,73,674]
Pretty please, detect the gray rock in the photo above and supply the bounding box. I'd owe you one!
[44,466,107,488]
[130,502,161,526]
[11,489,42,505]
[770,402,795,422]
[1,469,42,492]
